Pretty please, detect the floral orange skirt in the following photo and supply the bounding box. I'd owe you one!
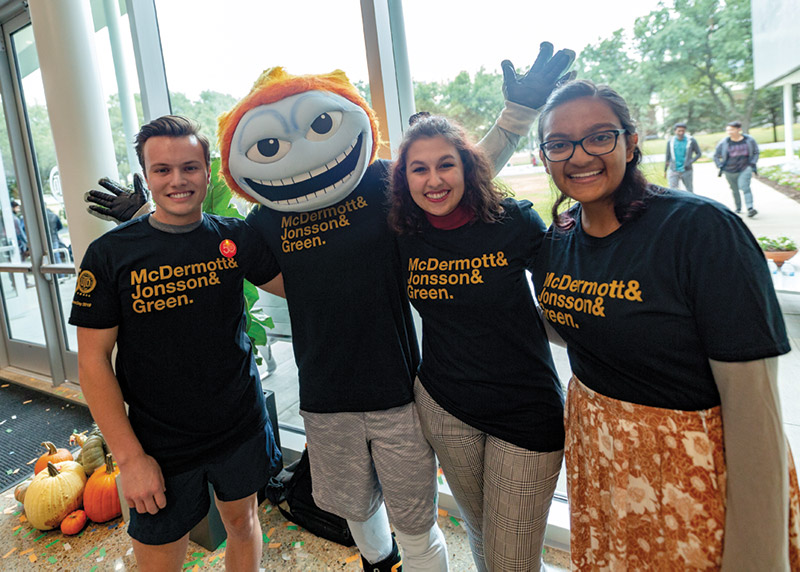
[566,376,800,571]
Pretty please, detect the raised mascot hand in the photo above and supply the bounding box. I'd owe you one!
[85,174,149,223]
[501,42,576,110]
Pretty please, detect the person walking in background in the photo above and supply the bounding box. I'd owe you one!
[534,79,798,570]
[388,115,564,571]
[663,122,701,192]
[10,199,27,260]
[714,120,760,217]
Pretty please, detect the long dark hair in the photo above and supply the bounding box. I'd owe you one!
[537,80,655,231]
[388,116,507,234]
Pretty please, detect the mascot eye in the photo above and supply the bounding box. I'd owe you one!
[306,111,343,141]
[245,138,292,164]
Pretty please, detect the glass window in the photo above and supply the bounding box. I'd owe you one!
[154,0,370,156]
[90,0,145,183]
[154,0,371,432]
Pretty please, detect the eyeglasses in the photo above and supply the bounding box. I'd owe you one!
[540,129,627,162]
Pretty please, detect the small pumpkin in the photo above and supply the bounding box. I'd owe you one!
[33,442,73,475]
[24,461,87,531]
[76,433,108,477]
[84,454,121,523]
[69,430,88,448]
[14,479,32,503]
[60,509,88,535]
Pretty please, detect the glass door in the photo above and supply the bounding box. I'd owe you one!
[0,13,75,382]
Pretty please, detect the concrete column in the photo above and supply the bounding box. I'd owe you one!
[784,84,796,160]
[28,0,117,269]
[103,0,140,178]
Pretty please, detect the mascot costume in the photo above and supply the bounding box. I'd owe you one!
[87,43,574,571]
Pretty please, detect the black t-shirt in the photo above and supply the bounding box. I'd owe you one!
[69,214,281,475]
[724,139,752,173]
[531,188,789,410]
[246,160,419,413]
[398,199,564,452]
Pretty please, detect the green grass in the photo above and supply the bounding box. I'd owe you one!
[760,148,800,159]
[641,123,800,156]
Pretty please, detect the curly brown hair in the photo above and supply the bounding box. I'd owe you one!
[388,116,508,234]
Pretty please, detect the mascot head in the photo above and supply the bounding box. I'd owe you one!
[218,67,380,212]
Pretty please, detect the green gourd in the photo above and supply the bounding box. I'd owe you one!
[76,434,108,477]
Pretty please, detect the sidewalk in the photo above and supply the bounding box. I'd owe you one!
[689,161,800,292]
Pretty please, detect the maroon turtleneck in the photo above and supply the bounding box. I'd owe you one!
[424,204,475,230]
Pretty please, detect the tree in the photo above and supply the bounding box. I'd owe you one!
[633,0,759,131]
[578,30,659,136]
[169,90,237,156]
[411,69,509,145]
[106,92,144,180]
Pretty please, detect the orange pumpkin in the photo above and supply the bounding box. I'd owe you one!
[34,442,73,475]
[83,454,121,523]
[60,509,87,535]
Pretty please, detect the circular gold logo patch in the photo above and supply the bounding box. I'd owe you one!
[76,270,96,294]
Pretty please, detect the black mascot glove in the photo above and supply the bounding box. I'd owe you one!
[85,174,149,223]
[501,42,576,110]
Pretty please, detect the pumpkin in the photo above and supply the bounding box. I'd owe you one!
[76,433,108,477]
[23,461,87,531]
[69,430,88,448]
[84,454,121,523]
[60,509,88,535]
[14,479,32,503]
[33,442,73,475]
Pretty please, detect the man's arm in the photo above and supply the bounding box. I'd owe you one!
[689,138,702,164]
[710,357,789,571]
[664,139,672,173]
[77,326,167,515]
[750,137,760,173]
[713,141,725,169]
[258,273,285,298]
[479,102,539,175]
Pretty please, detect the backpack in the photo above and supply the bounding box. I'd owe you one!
[265,448,355,547]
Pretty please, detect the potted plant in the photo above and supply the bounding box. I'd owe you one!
[757,235,798,268]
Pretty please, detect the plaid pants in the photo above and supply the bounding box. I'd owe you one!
[414,378,563,572]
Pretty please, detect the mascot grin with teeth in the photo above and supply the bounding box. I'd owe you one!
[217,67,379,212]
[87,44,574,571]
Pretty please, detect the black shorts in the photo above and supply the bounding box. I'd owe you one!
[127,423,280,545]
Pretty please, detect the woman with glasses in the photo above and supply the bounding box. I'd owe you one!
[533,79,798,570]
[388,116,565,572]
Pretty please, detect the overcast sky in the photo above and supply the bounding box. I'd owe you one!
[151,0,665,100]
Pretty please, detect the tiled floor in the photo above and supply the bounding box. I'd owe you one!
[0,485,570,570]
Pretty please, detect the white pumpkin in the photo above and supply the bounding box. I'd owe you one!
[23,460,87,530]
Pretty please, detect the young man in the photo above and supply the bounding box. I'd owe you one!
[664,122,702,192]
[70,116,282,571]
[714,120,760,217]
